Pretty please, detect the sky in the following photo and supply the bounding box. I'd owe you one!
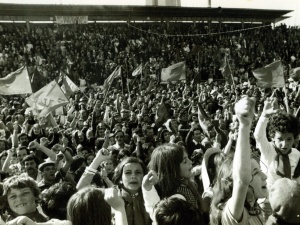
[0,0,300,26]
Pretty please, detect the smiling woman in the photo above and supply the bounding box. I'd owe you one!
[2,174,48,223]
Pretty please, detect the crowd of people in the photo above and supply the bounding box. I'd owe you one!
[0,21,300,225]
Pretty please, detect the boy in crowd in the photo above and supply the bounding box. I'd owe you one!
[254,96,300,219]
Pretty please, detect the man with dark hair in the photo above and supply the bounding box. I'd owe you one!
[185,126,205,157]
[22,154,41,181]
[108,129,131,153]
[38,146,73,192]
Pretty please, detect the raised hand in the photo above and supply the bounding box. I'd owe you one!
[104,186,125,211]
[28,141,40,150]
[262,97,279,117]
[234,96,256,127]
[6,216,36,225]
[142,170,159,191]
[40,137,49,147]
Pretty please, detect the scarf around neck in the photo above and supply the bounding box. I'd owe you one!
[273,144,292,179]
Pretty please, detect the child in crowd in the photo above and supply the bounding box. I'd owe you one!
[254,97,300,185]
[142,143,209,223]
[1,174,48,222]
[112,157,151,225]
[210,96,268,225]
[5,186,129,225]
[254,97,300,218]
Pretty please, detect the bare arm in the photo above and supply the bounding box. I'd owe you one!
[105,187,128,225]
[76,149,110,190]
[29,141,57,162]
[227,97,255,221]
[11,123,19,148]
[2,149,13,173]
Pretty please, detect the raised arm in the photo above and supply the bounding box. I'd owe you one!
[142,170,160,221]
[227,97,255,221]
[29,141,57,162]
[104,187,128,225]
[76,149,111,190]
[254,97,278,141]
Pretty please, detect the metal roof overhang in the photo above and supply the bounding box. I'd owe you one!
[0,4,292,23]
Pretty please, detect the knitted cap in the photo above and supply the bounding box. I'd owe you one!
[269,178,300,224]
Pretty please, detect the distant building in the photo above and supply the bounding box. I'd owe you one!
[146,0,181,6]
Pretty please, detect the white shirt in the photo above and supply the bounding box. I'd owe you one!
[254,116,300,188]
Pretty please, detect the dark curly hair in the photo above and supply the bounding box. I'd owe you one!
[41,182,77,220]
[267,113,300,139]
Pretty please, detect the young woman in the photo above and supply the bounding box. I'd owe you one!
[142,143,209,223]
[210,96,268,225]
[112,157,151,225]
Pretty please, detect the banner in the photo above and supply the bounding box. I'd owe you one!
[0,67,32,95]
[253,61,284,88]
[55,16,88,24]
[161,61,186,82]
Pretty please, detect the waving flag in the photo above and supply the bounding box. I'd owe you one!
[155,101,171,128]
[26,81,69,117]
[0,67,32,95]
[161,61,186,82]
[61,75,80,97]
[220,56,232,82]
[103,66,121,93]
[31,67,47,93]
[253,61,284,88]
[290,67,300,81]
[132,64,142,76]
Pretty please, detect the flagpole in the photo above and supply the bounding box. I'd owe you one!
[226,55,236,89]
[62,69,89,100]
[24,64,40,116]
[124,58,131,95]
[141,63,143,82]
[103,66,119,104]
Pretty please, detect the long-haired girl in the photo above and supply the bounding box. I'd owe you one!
[210,97,268,225]
[142,143,208,223]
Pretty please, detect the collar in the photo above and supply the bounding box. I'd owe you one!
[192,139,201,145]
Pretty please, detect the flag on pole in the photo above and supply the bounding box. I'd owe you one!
[132,64,143,76]
[289,67,300,81]
[61,75,80,97]
[155,101,171,128]
[220,56,231,82]
[26,80,69,117]
[0,67,32,95]
[31,67,47,93]
[161,61,186,82]
[26,84,48,110]
[103,66,121,92]
[253,61,285,88]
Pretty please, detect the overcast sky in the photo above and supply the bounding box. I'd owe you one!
[1,0,299,26]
